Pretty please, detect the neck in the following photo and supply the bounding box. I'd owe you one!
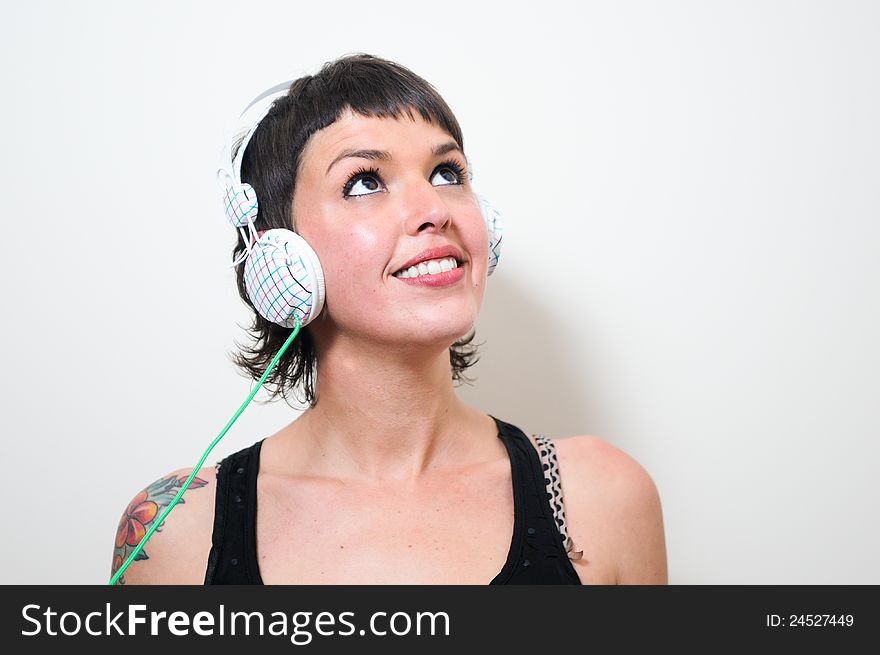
[289,333,490,484]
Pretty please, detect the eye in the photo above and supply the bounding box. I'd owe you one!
[431,159,467,186]
[342,167,385,198]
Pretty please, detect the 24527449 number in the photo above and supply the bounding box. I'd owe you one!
[766,614,854,627]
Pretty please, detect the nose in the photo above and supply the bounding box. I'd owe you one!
[401,179,452,235]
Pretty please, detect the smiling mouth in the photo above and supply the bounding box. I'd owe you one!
[393,256,463,279]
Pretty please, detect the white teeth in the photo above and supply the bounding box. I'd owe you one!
[395,257,459,279]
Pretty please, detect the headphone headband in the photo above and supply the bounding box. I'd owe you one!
[217,81,297,231]
[228,80,296,184]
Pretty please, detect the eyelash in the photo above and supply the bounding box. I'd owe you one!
[341,159,468,198]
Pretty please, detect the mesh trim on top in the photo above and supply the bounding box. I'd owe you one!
[535,435,584,560]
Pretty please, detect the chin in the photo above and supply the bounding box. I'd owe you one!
[391,313,478,346]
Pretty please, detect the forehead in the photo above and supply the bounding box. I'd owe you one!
[298,108,455,174]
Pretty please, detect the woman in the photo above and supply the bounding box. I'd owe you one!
[111,53,667,585]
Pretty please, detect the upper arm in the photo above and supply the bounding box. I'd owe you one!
[605,452,667,584]
[110,467,216,585]
[555,436,668,585]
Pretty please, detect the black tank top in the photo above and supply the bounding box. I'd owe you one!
[204,415,582,585]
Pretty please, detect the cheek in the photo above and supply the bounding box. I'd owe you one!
[320,223,384,287]
[464,212,489,268]
[349,222,382,253]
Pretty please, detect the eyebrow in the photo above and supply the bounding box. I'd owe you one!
[325,141,462,175]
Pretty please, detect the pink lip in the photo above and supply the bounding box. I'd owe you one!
[394,245,464,274]
[394,263,465,288]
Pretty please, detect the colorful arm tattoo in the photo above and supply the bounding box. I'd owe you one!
[111,473,208,584]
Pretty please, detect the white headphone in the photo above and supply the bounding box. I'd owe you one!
[218,81,503,329]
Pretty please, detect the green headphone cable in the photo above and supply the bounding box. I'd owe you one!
[108,313,302,585]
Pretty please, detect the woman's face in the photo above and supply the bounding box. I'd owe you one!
[292,108,488,351]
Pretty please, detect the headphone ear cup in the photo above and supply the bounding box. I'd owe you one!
[218,168,260,229]
[243,229,326,328]
[474,193,503,276]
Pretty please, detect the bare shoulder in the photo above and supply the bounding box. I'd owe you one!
[109,466,217,585]
[552,435,668,585]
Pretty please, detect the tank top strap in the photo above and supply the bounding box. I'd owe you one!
[204,439,265,584]
[489,416,582,584]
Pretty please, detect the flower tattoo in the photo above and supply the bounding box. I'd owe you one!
[111,473,208,584]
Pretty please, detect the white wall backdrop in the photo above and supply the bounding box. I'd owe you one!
[1,0,877,584]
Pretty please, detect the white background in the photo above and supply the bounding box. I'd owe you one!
[1,0,877,584]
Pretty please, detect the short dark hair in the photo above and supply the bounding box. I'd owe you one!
[229,53,482,409]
